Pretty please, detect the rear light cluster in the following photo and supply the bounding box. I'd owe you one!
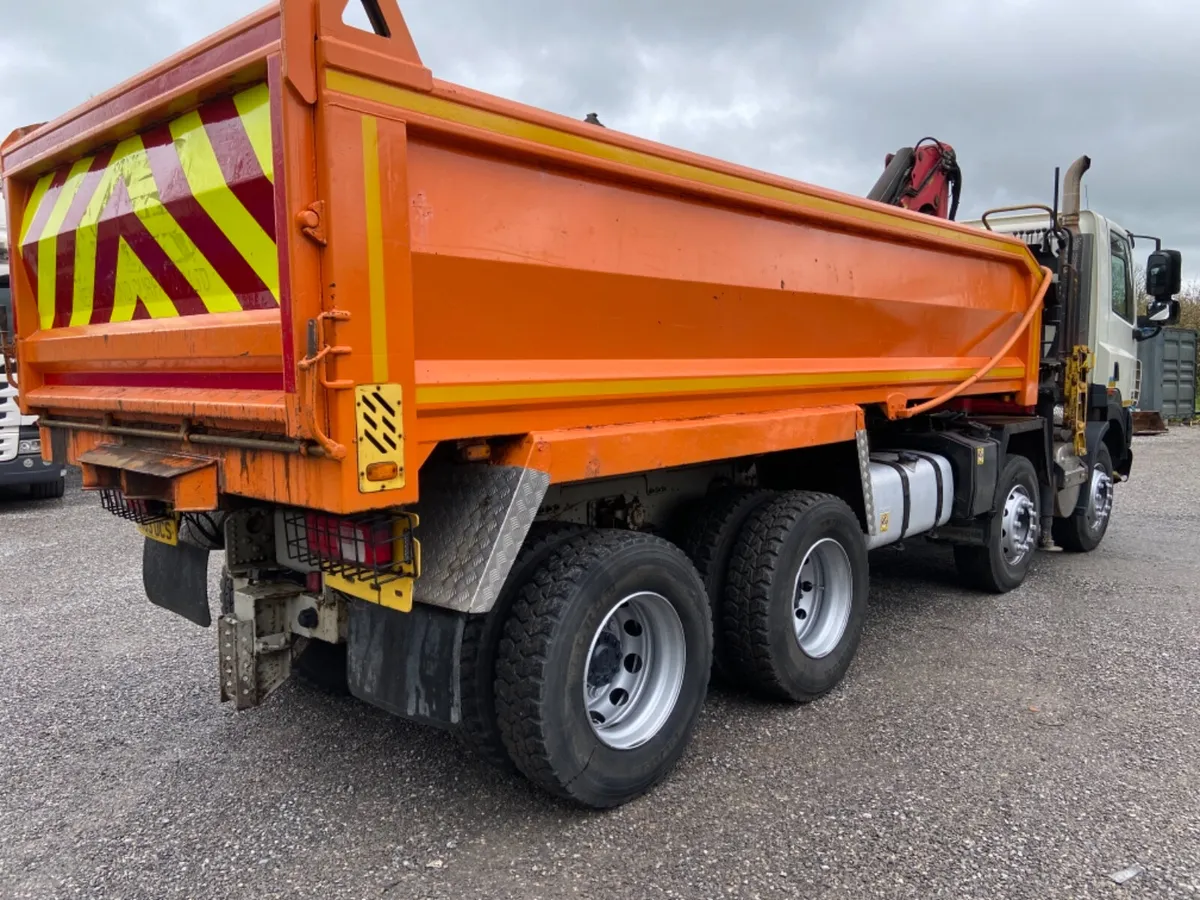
[282,509,416,587]
[303,513,394,567]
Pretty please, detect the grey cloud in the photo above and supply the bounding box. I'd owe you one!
[2,0,1196,274]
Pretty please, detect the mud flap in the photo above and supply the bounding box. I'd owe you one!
[142,537,212,627]
[346,598,463,729]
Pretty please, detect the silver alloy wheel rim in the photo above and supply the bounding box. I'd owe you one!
[1086,464,1113,534]
[791,538,854,659]
[583,591,686,750]
[1000,484,1037,565]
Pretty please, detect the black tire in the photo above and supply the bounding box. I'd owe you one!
[1051,443,1114,553]
[458,522,585,771]
[494,530,712,808]
[722,491,869,702]
[677,488,776,680]
[953,454,1040,594]
[30,478,65,500]
[293,640,349,694]
[218,566,348,694]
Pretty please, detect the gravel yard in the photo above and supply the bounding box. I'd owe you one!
[1,429,1198,899]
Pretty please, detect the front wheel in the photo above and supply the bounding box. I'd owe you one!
[954,454,1040,593]
[493,530,712,809]
[30,478,66,500]
[1052,443,1114,553]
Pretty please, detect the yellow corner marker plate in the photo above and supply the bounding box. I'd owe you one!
[325,572,415,612]
[137,517,180,546]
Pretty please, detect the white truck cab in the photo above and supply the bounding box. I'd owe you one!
[963,208,1158,407]
[961,157,1182,560]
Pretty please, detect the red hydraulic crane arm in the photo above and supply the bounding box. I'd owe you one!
[867,137,962,220]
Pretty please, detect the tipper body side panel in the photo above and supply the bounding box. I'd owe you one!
[1,0,1045,517]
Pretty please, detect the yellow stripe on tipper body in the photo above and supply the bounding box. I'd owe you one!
[416,365,1029,406]
[170,110,279,301]
[35,157,94,328]
[19,173,54,246]
[71,138,144,326]
[361,115,389,384]
[70,156,116,327]
[325,70,1041,278]
[108,135,238,314]
[233,82,274,183]
[110,238,177,321]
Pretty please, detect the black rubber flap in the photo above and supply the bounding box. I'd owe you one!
[143,538,211,627]
[347,598,463,729]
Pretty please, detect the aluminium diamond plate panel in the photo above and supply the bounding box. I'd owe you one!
[410,464,550,614]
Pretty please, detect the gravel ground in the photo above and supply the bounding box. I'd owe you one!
[1,429,1198,900]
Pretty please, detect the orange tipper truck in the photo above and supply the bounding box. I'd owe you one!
[1,0,1184,808]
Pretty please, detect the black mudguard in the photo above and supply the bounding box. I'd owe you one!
[346,599,464,730]
[142,538,212,627]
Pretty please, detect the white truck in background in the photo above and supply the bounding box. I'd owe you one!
[0,193,66,499]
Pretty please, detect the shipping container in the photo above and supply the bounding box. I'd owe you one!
[1136,326,1197,420]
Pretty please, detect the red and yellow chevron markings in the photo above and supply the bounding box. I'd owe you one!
[18,82,279,330]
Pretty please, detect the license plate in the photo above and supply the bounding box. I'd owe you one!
[138,517,180,546]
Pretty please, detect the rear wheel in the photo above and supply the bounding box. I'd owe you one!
[292,640,349,694]
[722,492,868,702]
[494,530,712,808]
[677,488,776,681]
[457,522,585,771]
[954,454,1040,593]
[1052,443,1114,553]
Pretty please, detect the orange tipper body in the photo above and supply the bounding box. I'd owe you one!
[0,0,1045,515]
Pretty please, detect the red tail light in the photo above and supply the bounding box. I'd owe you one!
[303,513,394,567]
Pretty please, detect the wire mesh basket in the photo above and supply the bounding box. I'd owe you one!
[281,508,416,586]
[99,489,172,525]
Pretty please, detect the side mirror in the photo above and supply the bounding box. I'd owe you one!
[1135,299,1180,340]
[1148,301,1176,323]
[1145,248,1182,298]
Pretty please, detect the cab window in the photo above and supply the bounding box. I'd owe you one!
[1110,233,1134,323]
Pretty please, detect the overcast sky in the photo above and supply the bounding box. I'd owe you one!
[2,0,1199,277]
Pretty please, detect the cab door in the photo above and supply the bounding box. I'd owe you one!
[1094,225,1138,402]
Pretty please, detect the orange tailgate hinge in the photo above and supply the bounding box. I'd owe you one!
[296,201,327,246]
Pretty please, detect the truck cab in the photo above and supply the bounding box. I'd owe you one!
[962,168,1181,561]
[0,195,65,499]
[963,209,1152,407]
